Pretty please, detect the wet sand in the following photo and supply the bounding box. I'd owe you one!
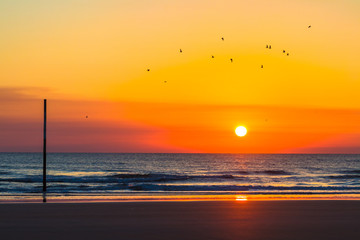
[1,201,359,240]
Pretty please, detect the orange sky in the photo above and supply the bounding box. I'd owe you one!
[0,1,359,153]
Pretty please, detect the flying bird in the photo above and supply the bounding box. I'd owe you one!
[147,69,150,71]
[266,45,269,48]
[287,53,290,56]
[283,50,286,53]
[180,49,182,53]
[269,45,272,49]
[230,58,233,63]
[261,65,263,68]
[85,116,88,119]
[308,25,311,28]
[211,55,214,58]
[221,37,224,41]
[164,81,167,83]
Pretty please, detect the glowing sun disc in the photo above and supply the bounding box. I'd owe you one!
[235,126,247,137]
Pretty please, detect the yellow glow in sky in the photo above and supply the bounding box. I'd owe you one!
[1,0,359,107]
[0,0,359,152]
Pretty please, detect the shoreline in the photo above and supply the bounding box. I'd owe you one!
[1,193,360,203]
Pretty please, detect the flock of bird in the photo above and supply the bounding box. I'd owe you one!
[86,26,312,118]
[146,25,312,83]
[147,39,288,82]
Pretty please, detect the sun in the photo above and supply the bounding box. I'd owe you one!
[235,126,247,137]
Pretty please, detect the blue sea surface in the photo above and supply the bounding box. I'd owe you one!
[0,153,360,198]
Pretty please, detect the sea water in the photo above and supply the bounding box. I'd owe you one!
[0,153,359,199]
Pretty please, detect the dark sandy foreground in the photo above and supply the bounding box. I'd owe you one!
[1,201,360,240]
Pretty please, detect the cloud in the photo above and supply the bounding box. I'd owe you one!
[0,87,51,101]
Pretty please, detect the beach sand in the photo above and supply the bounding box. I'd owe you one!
[1,201,359,240]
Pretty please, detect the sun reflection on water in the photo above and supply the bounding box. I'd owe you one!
[235,195,248,201]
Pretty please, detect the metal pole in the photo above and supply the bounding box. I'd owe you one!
[43,99,47,202]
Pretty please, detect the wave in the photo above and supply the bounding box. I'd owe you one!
[1,171,358,188]
[338,170,360,174]
[112,173,189,181]
[327,175,360,179]
[49,183,360,192]
[1,170,359,194]
[125,184,360,192]
[0,177,42,183]
[57,184,360,192]
[110,173,249,182]
[255,170,291,175]
[0,173,192,184]
[210,170,293,176]
[9,183,354,193]
[2,182,360,194]
[233,171,250,175]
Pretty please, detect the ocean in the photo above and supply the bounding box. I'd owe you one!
[1,153,360,200]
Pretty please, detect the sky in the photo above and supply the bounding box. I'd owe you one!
[0,0,359,153]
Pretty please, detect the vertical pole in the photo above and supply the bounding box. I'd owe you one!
[43,99,47,202]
